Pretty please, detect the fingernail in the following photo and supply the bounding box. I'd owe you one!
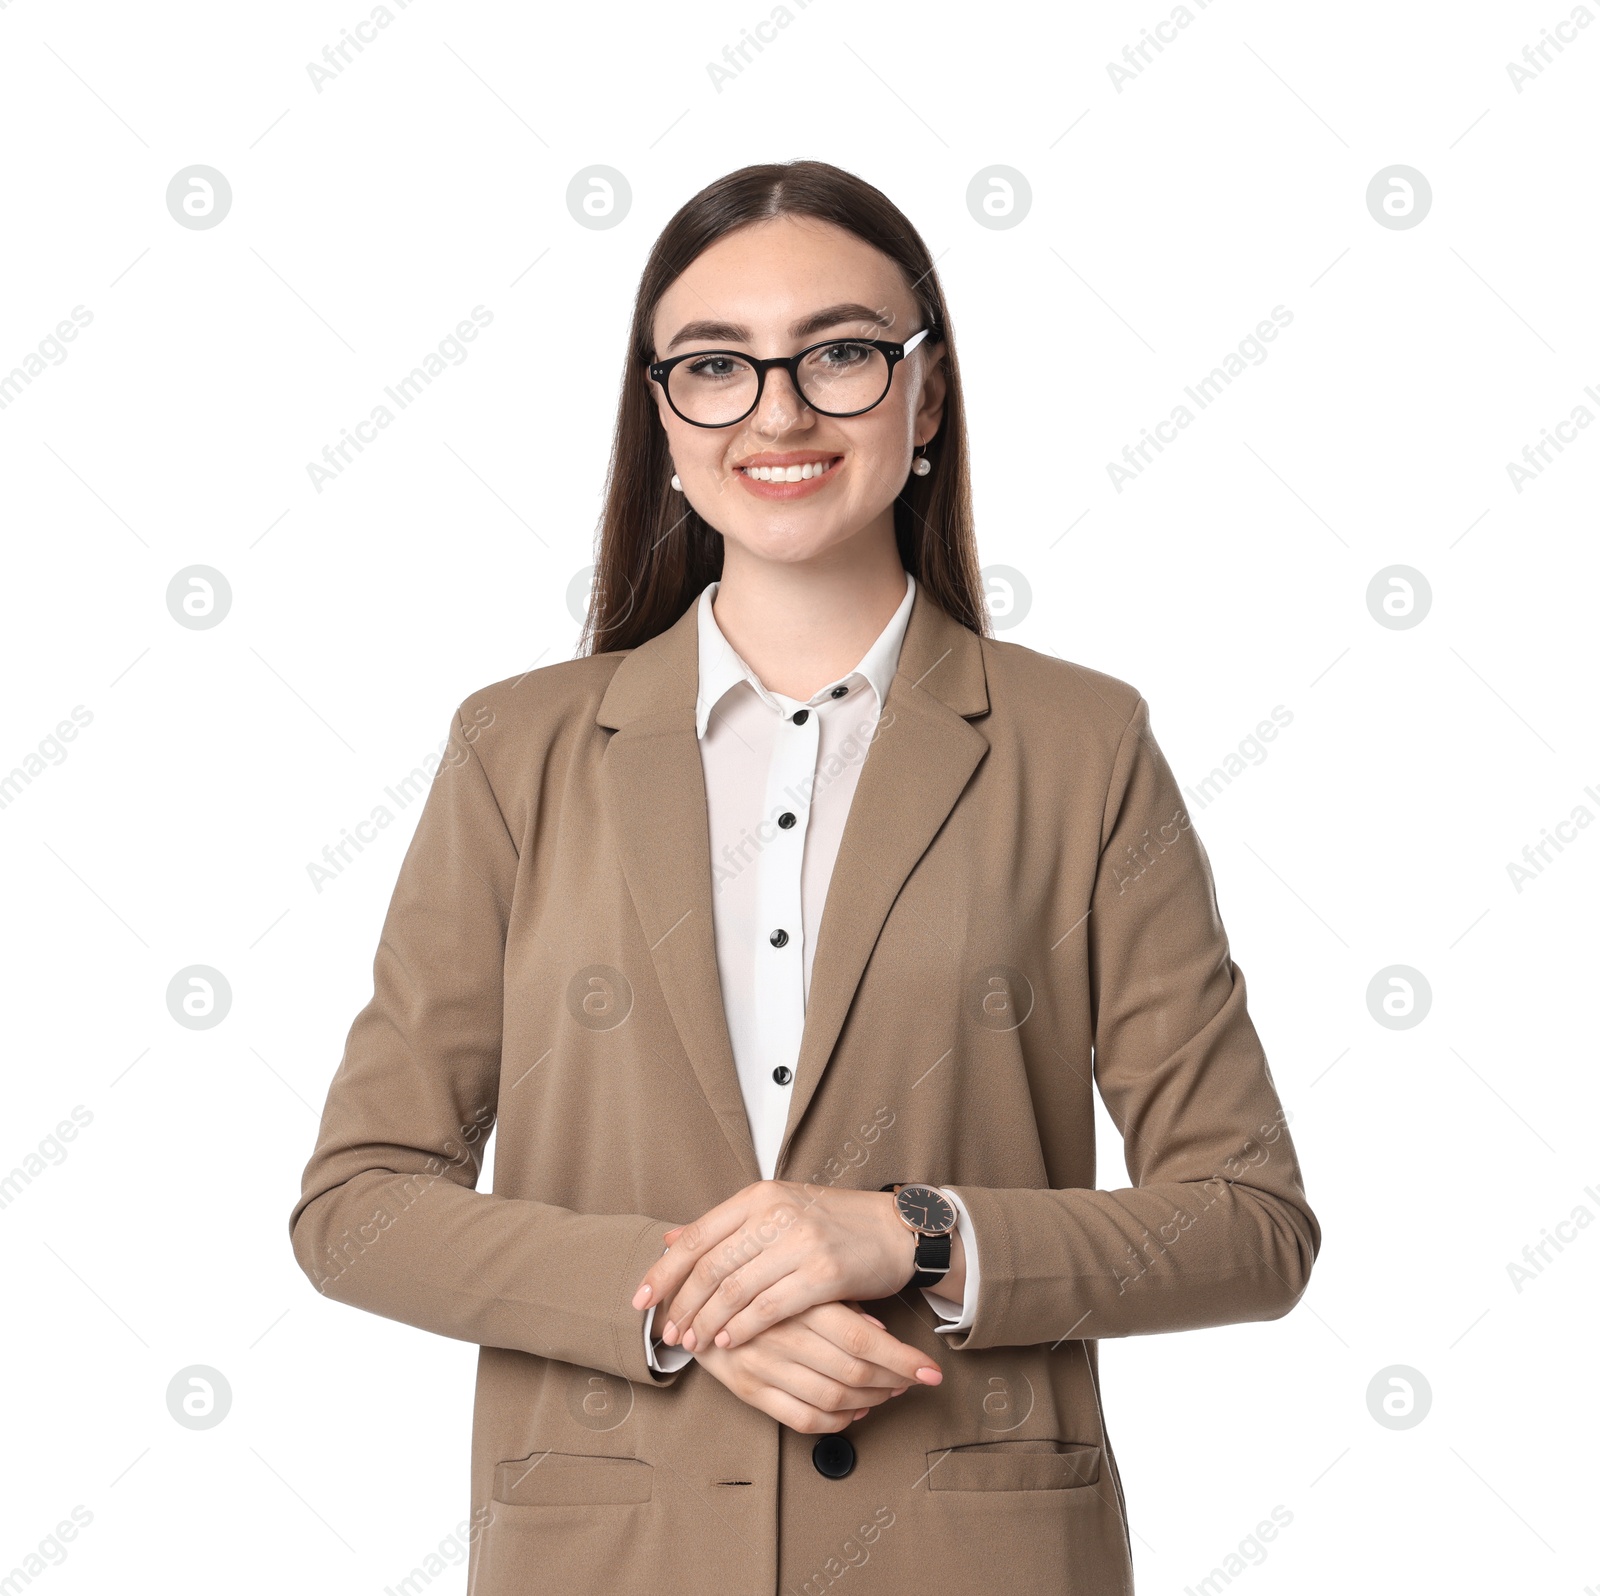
[662,1321,676,1343]
[715,1331,730,1348]
[682,1328,697,1351]
[915,1366,941,1384]
[854,1408,869,1421]
[892,1386,909,1396]
[862,1314,885,1328]
[631,1285,651,1309]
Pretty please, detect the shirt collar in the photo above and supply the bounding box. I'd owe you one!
[695,568,916,740]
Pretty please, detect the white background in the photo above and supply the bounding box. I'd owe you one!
[1,0,1596,1591]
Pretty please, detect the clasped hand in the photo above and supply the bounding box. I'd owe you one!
[631,1179,939,1359]
[630,1181,945,1432]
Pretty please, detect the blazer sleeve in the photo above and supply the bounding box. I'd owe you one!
[941,694,1321,1350]
[288,701,683,1387]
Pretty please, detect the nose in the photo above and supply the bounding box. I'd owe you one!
[749,363,813,438]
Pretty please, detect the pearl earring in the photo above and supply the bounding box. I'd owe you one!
[911,448,931,477]
[670,474,683,491]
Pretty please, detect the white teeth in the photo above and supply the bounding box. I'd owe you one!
[742,459,835,482]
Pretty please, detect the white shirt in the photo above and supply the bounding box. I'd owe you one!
[643,569,982,1372]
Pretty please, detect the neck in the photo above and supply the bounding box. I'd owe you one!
[712,524,907,700]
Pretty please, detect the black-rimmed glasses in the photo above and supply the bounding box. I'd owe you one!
[649,327,935,428]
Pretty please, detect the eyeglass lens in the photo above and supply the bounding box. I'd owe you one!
[667,342,891,425]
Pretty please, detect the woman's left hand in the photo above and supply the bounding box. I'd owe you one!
[630,1181,917,1353]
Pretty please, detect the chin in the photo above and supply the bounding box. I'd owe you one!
[725,517,855,565]
[736,524,864,569]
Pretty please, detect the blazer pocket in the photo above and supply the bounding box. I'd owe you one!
[925,1438,1102,1493]
[493,1451,654,1507]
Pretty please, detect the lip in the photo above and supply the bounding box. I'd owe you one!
[732,451,844,501]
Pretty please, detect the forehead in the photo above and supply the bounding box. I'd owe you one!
[651,215,913,344]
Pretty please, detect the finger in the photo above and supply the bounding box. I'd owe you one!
[631,1187,769,1313]
[655,1181,806,1323]
[689,1246,829,1351]
[636,1208,749,1315]
[672,1231,802,1351]
[803,1304,944,1386]
[665,1200,815,1347]
[745,1383,866,1435]
[724,1335,899,1420]
[696,1341,866,1433]
[774,1360,901,1417]
[736,1313,907,1390]
[774,1318,922,1394]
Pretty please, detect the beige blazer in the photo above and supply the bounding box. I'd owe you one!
[290,576,1320,1596]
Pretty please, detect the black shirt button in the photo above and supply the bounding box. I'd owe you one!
[772,1065,792,1085]
[792,709,810,725]
[813,1434,856,1479]
[831,685,848,698]
[778,812,797,829]
[769,929,789,948]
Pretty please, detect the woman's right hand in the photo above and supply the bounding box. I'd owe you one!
[689,1300,940,1433]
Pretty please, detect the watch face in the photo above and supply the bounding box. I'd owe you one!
[895,1184,956,1235]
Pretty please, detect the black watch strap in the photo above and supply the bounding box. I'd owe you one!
[910,1229,952,1290]
[881,1183,954,1289]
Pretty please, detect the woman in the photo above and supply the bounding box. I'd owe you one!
[291,160,1320,1596]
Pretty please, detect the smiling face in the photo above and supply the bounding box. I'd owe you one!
[647,213,946,569]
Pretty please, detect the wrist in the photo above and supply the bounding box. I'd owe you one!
[883,1192,918,1286]
[936,1224,967,1302]
[882,1183,956,1292]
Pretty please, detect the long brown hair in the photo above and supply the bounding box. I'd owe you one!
[579,160,987,656]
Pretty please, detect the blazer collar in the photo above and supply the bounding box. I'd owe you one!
[596,575,991,1185]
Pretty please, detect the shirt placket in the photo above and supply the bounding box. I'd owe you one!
[749,694,821,1175]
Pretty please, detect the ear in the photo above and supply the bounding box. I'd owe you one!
[914,341,948,447]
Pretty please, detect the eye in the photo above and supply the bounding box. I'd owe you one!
[683,354,746,380]
[813,341,873,369]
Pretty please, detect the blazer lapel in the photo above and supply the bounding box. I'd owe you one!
[597,597,763,1187]
[772,585,990,1177]
[595,577,991,1190]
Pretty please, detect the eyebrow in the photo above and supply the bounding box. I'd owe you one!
[663,302,895,352]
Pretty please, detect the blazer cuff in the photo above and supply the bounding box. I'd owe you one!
[923,1186,980,1333]
[933,1176,1316,1350]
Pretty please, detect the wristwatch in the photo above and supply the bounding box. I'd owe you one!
[881,1182,956,1289]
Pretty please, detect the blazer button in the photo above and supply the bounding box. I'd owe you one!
[769,929,789,947]
[772,1066,792,1085]
[812,1434,855,1479]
